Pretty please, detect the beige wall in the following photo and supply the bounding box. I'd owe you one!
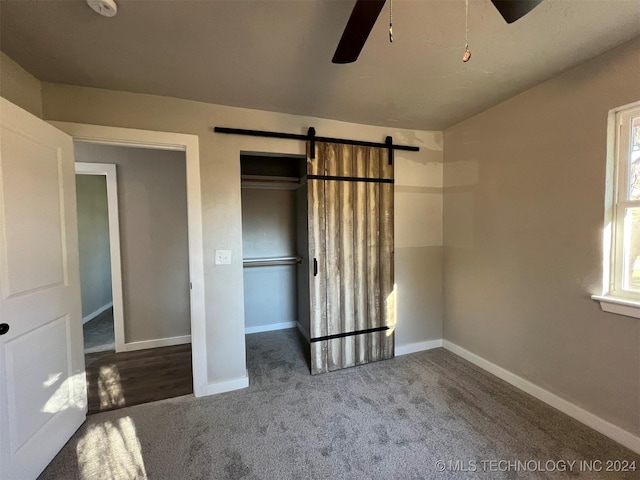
[76,174,112,319]
[0,51,42,117]
[242,188,297,259]
[75,142,191,344]
[42,84,443,384]
[443,38,640,436]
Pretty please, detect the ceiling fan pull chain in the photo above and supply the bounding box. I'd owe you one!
[463,0,471,62]
[389,0,393,43]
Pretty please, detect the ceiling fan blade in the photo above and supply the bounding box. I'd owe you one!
[332,0,387,64]
[491,0,543,23]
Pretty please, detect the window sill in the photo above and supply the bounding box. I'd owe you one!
[592,295,640,319]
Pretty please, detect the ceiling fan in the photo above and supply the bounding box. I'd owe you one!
[332,0,543,64]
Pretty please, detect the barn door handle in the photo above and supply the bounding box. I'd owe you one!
[313,258,318,276]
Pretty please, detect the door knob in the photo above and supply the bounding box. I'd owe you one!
[0,323,9,335]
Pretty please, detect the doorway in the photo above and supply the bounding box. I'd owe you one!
[50,121,208,398]
[76,172,115,355]
[74,141,193,413]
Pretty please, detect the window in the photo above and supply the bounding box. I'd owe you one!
[594,101,640,318]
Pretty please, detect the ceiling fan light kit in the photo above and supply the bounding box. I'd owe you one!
[333,0,543,65]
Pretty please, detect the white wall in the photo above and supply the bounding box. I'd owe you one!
[75,142,191,344]
[443,37,640,438]
[75,174,112,319]
[41,83,444,387]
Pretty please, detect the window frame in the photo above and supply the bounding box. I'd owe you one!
[593,100,640,318]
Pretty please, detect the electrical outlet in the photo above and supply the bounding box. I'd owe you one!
[215,249,232,265]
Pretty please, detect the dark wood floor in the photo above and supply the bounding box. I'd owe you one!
[85,344,192,414]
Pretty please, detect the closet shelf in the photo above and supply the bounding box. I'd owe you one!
[241,175,302,190]
[243,256,302,268]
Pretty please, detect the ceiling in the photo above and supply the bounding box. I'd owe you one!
[1,0,639,130]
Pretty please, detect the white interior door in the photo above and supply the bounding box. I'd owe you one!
[0,98,86,479]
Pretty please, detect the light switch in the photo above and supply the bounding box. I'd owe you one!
[215,249,232,265]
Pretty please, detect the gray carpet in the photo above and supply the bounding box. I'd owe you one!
[40,329,639,479]
[83,308,115,354]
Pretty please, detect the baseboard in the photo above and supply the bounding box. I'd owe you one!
[82,302,113,324]
[296,321,310,342]
[202,370,249,395]
[123,334,191,352]
[84,343,115,354]
[395,339,443,356]
[443,340,640,455]
[245,321,296,335]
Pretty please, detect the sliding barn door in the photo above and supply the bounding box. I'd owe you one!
[307,142,394,374]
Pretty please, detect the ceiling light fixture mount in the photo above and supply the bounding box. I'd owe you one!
[86,0,118,18]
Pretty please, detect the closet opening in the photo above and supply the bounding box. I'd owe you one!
[241,143,395,377]
[240,153,311,375]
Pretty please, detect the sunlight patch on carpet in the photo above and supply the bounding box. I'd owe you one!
[77,416,147,480]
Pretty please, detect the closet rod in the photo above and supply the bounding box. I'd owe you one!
[243,256,302,268]
[240,175,302,190]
